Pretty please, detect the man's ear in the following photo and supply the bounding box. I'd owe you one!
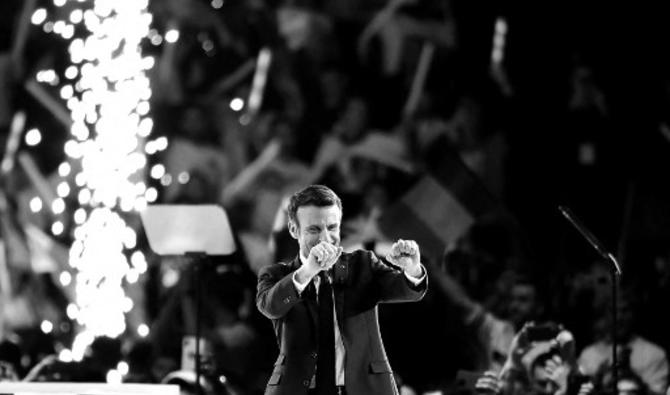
[288,220,299,240]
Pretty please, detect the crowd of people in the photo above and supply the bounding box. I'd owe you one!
[0,0,670,394]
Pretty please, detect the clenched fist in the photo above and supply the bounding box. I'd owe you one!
[386,239,422,277]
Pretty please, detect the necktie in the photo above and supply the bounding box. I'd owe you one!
[315,272,336,394]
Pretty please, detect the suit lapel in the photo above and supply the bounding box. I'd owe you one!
[291,255,320,338]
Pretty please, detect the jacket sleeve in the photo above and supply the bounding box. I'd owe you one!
[368,250,428,303]
[256,263,302,319]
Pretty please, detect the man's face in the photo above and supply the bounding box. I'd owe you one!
[289,205,342,259]
[508,284,538,328]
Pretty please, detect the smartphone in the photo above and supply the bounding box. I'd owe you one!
[526,322,560,342]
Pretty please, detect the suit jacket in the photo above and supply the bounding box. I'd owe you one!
[256,249,427,395]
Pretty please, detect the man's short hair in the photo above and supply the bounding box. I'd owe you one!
[287,185,342,227]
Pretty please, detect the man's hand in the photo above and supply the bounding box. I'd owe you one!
[386,239,422,277]
[475,371,502,395]
[544,354,572,395]
[309,241,342,270]
[296,242,343,284]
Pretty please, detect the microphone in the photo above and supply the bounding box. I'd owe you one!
[558,205,622,275]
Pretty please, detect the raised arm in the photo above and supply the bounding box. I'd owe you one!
[256,264,302,320]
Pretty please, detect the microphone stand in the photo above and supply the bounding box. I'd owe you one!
[186,252,208,395]
[558,206,622,394]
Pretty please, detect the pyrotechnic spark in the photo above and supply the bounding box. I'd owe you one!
[37,0,159,360]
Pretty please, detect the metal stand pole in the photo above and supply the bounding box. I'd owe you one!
[611,265,619,394]
[186,252,207,395]
[558,206,622,395]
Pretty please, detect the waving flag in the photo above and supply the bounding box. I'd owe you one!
[378,138,503,263]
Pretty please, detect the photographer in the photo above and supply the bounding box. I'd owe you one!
[475,322,593,395]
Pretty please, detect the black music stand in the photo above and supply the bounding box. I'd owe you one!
[559,206,622,394]
[141,204,236,395]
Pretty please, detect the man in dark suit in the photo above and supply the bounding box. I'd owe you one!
[256,184,427,395]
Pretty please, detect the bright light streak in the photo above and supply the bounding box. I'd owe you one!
[36,69,59,85]
[123,227,137,249]
[145,187,157,202]
[93,1,112,18]
[150,164,165,179]
[52,198,66,214]
[59,162,72,176]
[32,9,48,25]
[202,39,214,53]
[67,97,78,111]
[51,221,64,235]
[74,208,87,224]
[136,101,150,116]
[137,324,149,337]
[177,172,190,184]
[230,97,244,111]
[41,320,54,334]
[117,361,129,375]
[66,303,79,319]
[57,182,71,197]
[54,20,66,34]
[150,35,162,46]
[247,48,272,118]
[154,136,168,151]
[130,251,147,273]
[69,38,85,63]
[25,128,42,146]
[65,65,79,79]
[165,29,179,43]
[83,10,100,32]
[141,56,155,71]
[134,197,147,211]
[122,296,133,312]
[144,141,156,155]
[107,369,122,384]
[59,349,74,362]
[30,197,43,213]
[495,17,508,35]
[161,268,179,288]
[134,182,146,195]
[62,24,75,39]
[60,271,72,286]
[71,121,90,140]
[60,85,74,100]
[56,0,158,356]
[75,173,86,187]
[78,188,91,204]
[491,17,508,65]
[148,29,162,46]
[70,9,84,24]
[126,268,139,284]
[72,331,94,361]
[64,140,82,158]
